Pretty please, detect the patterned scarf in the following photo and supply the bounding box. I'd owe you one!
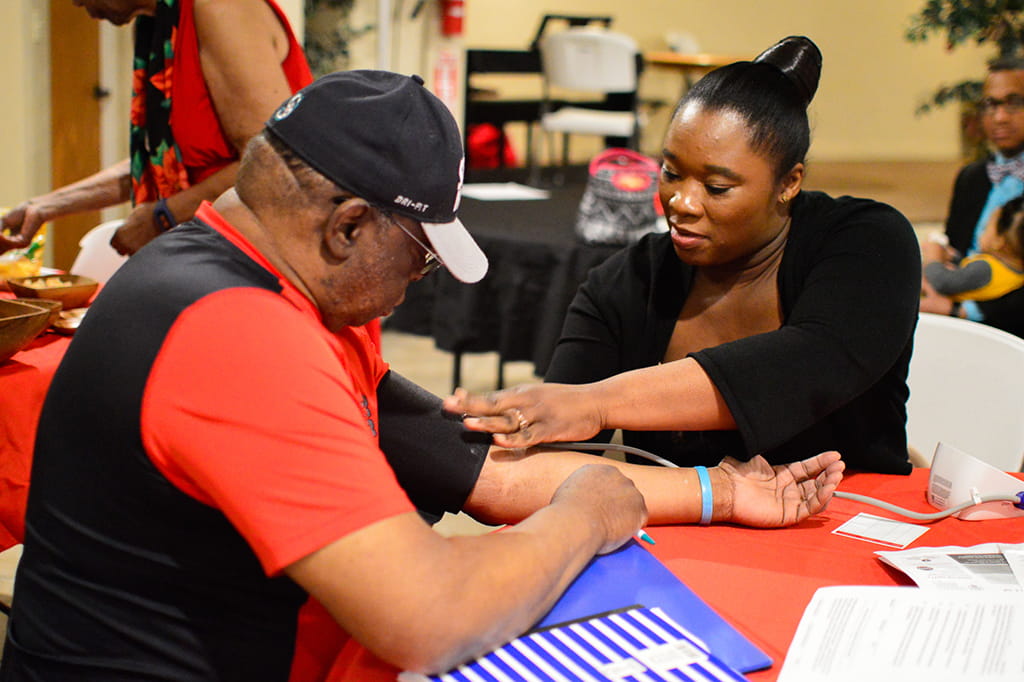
[129,0,188,205]
[986,154,1024,185]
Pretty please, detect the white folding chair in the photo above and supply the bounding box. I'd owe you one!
[906,313,1024,470]
[69,219,128,284]
[537,27,642,169]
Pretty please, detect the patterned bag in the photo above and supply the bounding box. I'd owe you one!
[575,148,666,245]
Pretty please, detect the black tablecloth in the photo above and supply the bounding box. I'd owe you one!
[385,172,622,379]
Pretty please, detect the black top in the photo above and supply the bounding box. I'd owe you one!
[546,191,920,474]
[944,159,1024,338]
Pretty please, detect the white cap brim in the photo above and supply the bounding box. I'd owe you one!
[421,217,489,283]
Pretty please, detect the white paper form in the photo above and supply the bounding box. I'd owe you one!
[876,543,1024,591]
[1002,543,1024,584]
[778,586,1024,682]
[831,512,930,548]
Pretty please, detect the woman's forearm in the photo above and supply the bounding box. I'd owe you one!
[164,162,240,223]
[590,358,737,433]
[32,159,132,219]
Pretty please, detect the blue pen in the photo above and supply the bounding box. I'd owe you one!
[636,529,655,545]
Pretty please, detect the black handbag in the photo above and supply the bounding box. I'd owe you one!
[575,148,666,245]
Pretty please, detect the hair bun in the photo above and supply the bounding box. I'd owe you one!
[753,36,822,108]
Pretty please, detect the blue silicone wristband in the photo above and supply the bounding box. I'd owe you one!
[153,198,177,233]
[695,466,713,525]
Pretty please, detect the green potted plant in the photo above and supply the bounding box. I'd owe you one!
[305,0,373,77]
[906,0,1024,157]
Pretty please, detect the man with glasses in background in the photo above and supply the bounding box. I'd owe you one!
[922,57,1024,337]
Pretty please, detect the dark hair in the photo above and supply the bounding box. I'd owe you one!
[237,129,338,208]
[677,36,822,179]
[261,128,326,192]
[988,56,1024,73]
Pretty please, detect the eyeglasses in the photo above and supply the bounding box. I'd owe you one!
[330,196,444,276]
[978,95,1024,115]
[378,210,444,276]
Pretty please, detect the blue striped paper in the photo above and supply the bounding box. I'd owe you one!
[400,606,748,682]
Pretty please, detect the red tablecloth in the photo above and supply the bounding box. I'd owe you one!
[0,332,70,548]
[3,319,1022,681]
[648,469,1024,682]
[320,469,1024,682]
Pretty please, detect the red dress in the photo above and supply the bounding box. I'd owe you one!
[172,0,313,185]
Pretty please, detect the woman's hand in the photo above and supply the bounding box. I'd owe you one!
[110,202,165,256]
[444,384,605,449]
[718,451,844,527]
[0,202,47,254]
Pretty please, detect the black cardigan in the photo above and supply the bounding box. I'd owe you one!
[944,160,1024,338]
[546,191,920,474]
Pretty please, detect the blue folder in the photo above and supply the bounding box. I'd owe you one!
[533,539,772,674]
[404,606,748,682]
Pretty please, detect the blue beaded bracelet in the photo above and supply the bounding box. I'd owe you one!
[695,466,713,525]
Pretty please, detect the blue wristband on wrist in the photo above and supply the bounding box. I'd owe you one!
[695,465,713,525]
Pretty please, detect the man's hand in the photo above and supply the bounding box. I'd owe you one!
[110,202,165,256]
[919,276,955,315]
[549,464,648,555]
[718,451,844,527]
[921,240,955,264]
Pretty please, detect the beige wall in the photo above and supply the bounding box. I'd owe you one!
[0,1,52,212]
[0,0,996,211]
[463,0,991,163]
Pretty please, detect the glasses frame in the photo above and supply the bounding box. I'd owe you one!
[377,209,444,277]
[978,95,1024,116]
[330,196,444,276]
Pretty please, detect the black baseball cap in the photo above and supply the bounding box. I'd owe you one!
[266,70,488,283]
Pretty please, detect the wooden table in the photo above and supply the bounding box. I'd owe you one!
[644,51,748,89]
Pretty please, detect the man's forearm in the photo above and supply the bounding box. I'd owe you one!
[465,445,730,526]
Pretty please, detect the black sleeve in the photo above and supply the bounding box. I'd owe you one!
[377,371,491,525]
[543,275,621,445]
[945,162,990,255]
[924,259,993,296]
[544,239,675,444]
[545,258,629,386]
[694,198,921,454]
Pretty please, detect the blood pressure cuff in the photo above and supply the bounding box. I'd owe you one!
[377,371,491,524]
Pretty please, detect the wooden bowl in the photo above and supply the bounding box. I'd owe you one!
[10,298,62,326]
[0,299,51,363]
[52,307,89,335]
[6,274,98,310]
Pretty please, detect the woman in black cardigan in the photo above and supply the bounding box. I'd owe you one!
[446,36,920,477]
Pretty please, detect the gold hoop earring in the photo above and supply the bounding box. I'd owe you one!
[779,195,789,205]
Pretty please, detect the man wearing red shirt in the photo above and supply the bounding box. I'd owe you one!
[1,71,842,681]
